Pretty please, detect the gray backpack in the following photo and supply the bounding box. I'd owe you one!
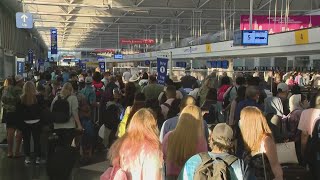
[194,153,238,180]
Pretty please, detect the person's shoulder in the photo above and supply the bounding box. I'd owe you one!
[185,153,202,165]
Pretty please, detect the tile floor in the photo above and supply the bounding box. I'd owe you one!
[0,145,109,180]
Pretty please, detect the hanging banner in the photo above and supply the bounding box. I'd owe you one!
[16,60,25,75]
[51,28,58,54]
[240,15,320,34]
[79,62,86,72]
[28,49,33,64]
[120,39,155,45]
[157,58,168,85]
[99,62,106,73]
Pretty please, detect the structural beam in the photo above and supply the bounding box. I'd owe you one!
[21,1,308,12]
[29,12,220,20]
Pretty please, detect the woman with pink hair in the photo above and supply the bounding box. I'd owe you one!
[105,108,163,180]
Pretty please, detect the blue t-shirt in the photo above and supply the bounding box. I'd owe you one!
[178,152,245,180]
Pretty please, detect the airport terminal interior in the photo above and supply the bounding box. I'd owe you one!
[1,0,320,180]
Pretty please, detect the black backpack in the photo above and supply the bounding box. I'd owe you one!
[308,117,320,163]
[52,95,70,123]
[163,99,181,119]
[203,104,219,124]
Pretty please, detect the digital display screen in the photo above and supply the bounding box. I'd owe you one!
[242,30,269,45]
[114,54,123,59]
[216,61,222,68]
[221,61,229,69]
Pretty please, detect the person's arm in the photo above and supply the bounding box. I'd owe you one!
[159,121,167,143]
[223,86,232,99]
[300,131,309,158]
[70,96,82,130]
[263,136,283,180]
[228,100,237,126]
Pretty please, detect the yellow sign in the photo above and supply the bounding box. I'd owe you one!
[205,44,212,53]
[295,29,309,45]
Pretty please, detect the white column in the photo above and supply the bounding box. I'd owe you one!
[249,0,254,29]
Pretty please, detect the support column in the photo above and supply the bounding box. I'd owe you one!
[249,0,254,29]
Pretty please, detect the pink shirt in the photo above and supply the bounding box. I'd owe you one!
[162,131,208,176]
[298,108,320,136]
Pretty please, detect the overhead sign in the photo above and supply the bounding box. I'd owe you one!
[16,58,25,75]
[120,39,155,45]
[114,54,123,59]
[176,62,187,68]
[242,30,269,45]
[240,15,320,34]
[51,28,58,54]
[157,58,168,85]
[295,29,309,45]
[99,62,106,73]
[97,56,105,61]
[28,49,33,64]
[16,12,33,29]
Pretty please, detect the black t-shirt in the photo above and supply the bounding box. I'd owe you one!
[180,75,197,89]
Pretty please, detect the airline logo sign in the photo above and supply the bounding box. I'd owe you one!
[120,39,155,45]
[16,12,33,29]
[295,29,309,45]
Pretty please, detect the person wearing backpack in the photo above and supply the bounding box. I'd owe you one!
[178,123,245,180]
[50,82,83,148]
[1,75,24,158]
[161,85,179,119]
[298,91,320,179]
[92,72,105,102]
[162,105,208,180]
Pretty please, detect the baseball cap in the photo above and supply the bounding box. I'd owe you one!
[15,75,23,82]
[85,76,93,84]
[277,83,289,92]
[211,123,233,147]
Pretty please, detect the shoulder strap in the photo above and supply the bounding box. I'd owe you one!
[199,152,212,163]
[163,103,171,109]
[218,155,238,166]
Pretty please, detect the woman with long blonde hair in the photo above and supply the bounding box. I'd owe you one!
[107,108,163,180]
[240,106,283,180]
[50,83,83,151]
[162,105,207,179]
[16,81,44,164]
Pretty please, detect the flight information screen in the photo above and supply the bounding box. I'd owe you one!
[242,30,269,45]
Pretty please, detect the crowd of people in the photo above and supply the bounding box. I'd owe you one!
[1,67,320,180]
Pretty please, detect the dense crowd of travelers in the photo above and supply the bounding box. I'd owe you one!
[1,67,320,180]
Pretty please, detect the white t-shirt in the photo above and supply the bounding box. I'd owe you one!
[122,71,131,83]
[298,108,320,136]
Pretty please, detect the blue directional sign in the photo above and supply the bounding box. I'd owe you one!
[51,29,58,54]
[16,12,33,29]
[99,62,106,73]
[28,49,33,64]
[157,58,168,85]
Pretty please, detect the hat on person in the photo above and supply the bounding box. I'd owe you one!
[85,76,93,84]
[211,123,234,147]
[277,83,289,92]
[15,75,23,82]
[129,73,140,82]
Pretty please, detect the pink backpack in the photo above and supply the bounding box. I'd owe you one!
[100,166,128,180]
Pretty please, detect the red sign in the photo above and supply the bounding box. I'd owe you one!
[240,15,320,34]
[120,39,155,45]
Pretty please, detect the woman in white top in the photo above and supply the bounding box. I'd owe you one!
[108,108,163,180]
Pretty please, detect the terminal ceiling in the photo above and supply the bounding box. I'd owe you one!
[12,0,320,50]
